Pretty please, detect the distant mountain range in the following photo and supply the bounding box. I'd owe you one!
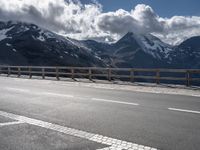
[0,21,200,69]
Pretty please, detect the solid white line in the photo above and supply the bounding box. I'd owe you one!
[91,98,139,106]
[5,87,74,98]
[168,108,200,114]
[0,110,157,150]
[0,121,24,127]
[5,87,30,93]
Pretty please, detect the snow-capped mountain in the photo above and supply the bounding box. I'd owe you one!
[0,21,105,67]
[115,32,174,60]
[0,21,200,69]
[108,32,175,68]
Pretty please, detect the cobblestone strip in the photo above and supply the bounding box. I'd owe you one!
[0,110,158,150]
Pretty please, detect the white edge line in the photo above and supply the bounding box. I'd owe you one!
[168,108,200,114]
[92,98,139,106]
[0,110,157,150]
[4,87,74,98]
[0,121,24,127]
[5,87,30,93]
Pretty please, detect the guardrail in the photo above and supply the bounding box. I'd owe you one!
[0,66,200,86]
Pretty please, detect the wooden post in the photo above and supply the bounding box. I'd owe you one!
[0,67,2,75]
[108,68,111,81]
[29,67,32,79]
[42,68,45,79]
[56,67,60,80]
[130,69,134,82]
[186,70,190,86]
[156,69,160,84]
[18,67,21,77]
[71,68,74,79]
[89,68,92,80]
[7,67,11,76]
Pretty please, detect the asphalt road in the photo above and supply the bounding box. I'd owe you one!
[0,76,200,150]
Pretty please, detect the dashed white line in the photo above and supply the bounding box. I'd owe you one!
[0,110,158,150]
[41,92,74,98]
[0,121,24,127]
[4,87,139,107]
[92,98,139,106]
[168,108,200,114]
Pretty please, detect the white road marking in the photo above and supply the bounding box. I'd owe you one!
[0,121,24,127]
[41,92,74,98]
[5,87,74,98]
[5,87,30,93]
[168,108,200,114]
[97,146,115,150]
[0,110,157,150]
[92,98,139,106]
[4,87,139,107]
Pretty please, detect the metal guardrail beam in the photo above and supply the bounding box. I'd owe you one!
[0,66,200,86]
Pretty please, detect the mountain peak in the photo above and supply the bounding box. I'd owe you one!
[116,32,139,45]
[179,36,200,50]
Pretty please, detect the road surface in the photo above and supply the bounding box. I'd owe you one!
[0,76,200,150]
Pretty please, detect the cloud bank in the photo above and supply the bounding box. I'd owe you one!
[0,0,200,45]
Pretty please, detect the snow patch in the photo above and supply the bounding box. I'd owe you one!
[44,32,54,38]
[0,27,14,41]
[12,49,17,52]
[74,54,79,58]
[66,37,91,51]
[70,53,79,58]
[15,25,30,34]
[37,35,45,42]
[6,43,12,47]
[131,33,174,60]
[95,55,102,60]
[64,51,69,54]
[141,36,174,59]
[37,30,46,42]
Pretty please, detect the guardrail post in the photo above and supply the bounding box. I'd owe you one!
[7,67,11,77]
[156,69,160,84]
[186,70,190,86]
[71,68,74,79]
[108,68,111,81]
[42,68,45,79]
[0,67,2,75]
[130,69,134,82]
[89,68,92,80]
[18,67,21,77]
[29,67,32,79]
[56,67,60,80]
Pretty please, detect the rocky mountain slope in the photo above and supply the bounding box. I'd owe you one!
[0,21,105,67]
[0,21,200,69]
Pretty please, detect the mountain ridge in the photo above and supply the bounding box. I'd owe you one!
[0,21,200,69]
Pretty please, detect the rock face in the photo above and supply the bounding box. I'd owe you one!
[0,21,200,69]
[176,36,200,69]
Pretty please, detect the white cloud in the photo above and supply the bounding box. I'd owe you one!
[0,0,200,45]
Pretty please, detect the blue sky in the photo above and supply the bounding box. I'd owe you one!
[80,0,200,17]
